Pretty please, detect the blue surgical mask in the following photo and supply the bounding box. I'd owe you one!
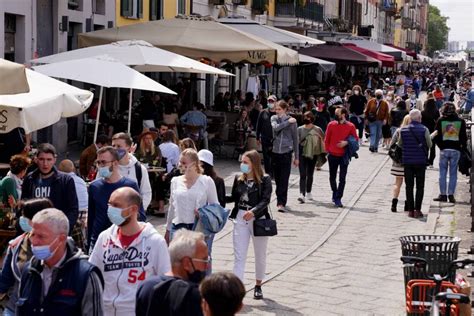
[267,103,274,109]
[19,216,32,233]
[116,148,127,160]
[98,166,112,179]
[107,206,129,226]
[240,163,250,174]
[32,238,58,261]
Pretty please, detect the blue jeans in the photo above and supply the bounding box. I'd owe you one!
[439,149,461,195]
[369,120,383,150]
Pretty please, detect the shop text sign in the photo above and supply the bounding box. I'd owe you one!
[247,51,267,62]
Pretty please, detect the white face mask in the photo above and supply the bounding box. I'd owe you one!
[354,90,360,95]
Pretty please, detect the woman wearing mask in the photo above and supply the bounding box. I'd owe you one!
[347,85,367,142]
[313,98,331,133]
[389,115,410,212]
[297,112,325,203]
[421,94,440,167]
[228,150,272,300]
[389,100,409,137]
[0,198,53,316]
[165,148,219,243]
[271,101,299,212]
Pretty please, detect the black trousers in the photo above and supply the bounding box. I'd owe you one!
[404,164,426,211]
[272,152,292,206]
[328,154,348,200]
[428,145,436,166]
[262,143,273,178]
[299,155,317,195]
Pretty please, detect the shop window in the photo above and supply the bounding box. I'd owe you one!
[121,0,143,19]
[178,0,186,15]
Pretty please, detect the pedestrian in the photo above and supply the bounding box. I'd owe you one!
[433,84,445,109]
[165,148,219,243]
[347,85,367,142]
[159,130,180,173]
[87,146,142,252]
[89,187,170,316]
[136,230,208,316]
[270,100,299,212]
[58,159,88,249]
[199,272,245,316]
[111,132,151,217]
[228,150,272,299]
[324,107,358,207]
[398,109,432,218]
[21,143,79,234]
[313,97,331,133]
[421,94,440,167]
[198,150,225,208]
[389,100,409,136]
[256,95,277,178]
[462,81,474,113]
[390,114,411,212]
[0,154,30,208]
[17,208,104,316]
[0,198,53,316]
[297,111,325,203]
[179,137,197,151]
[433,102,467,203]
[365,89,389,153]
[79,134,110,178]
[405,88,423,111]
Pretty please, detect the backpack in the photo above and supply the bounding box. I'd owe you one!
[302,128,324,159]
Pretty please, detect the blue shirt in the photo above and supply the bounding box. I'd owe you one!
[180,110,207,129]
[68,172,88,210]
[465,88,474,112]
[87,177,142,248]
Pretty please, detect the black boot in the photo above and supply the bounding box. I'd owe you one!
[254,285,263,300]
[404,200,408,212]
[391,198,398,212]
[433,195,448,202]
[448,195,456,203]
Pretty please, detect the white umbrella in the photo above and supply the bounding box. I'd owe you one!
[32,40,233,75]
[0,68,93,134]
[33,55,176,142]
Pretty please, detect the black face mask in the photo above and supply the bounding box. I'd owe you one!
[187,261,206,284]
[303,119,312,125]
[376,95,382,100]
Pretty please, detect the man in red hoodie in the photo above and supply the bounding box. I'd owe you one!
[324,107,358,207]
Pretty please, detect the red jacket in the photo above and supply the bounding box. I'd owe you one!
[324,121,358,157]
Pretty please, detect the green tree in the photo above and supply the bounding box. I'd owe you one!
[427,5,450,56]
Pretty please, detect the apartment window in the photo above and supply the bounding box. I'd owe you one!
[93,0,106,15]
[177,0,186,15]
[150,0,162,20]
[121,0,143,19]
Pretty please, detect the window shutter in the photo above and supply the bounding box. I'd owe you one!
[150,0,157,20]
[139,0,143,18]
[121,0,131,17]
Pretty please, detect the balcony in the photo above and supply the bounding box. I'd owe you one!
[325,16,353,33]
[252,0,268,13]
[401,17,412,29]
[275,2,295,17]
[410,21,420,30]
[379,0,397,16]
[295,2,324,23]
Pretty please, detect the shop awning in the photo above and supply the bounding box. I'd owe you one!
[219,18,324,48]
[340,37,406,61]
[298,54,336,72]
[78,16,299,66]
[384,43,417,59]
[416,54,432,62]
[298,42,381,67]
[342,43,395,68]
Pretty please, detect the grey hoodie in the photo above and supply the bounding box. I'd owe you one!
[271,114,299,159]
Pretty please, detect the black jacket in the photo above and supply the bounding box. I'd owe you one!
[256,110,275,146]
[22,167,78,234]
[434,114,467,151]
[228,175,272,219]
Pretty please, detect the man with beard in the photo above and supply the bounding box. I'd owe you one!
[89,187,171,316]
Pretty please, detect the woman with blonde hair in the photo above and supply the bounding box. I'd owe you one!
[179,137,197,152]
[389,114,411,212]
[165,148,218,243]
[228,149,272,300]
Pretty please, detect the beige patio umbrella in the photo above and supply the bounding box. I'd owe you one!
[0,59,30,95]
[78,15,299,66]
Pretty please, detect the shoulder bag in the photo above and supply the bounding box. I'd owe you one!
[253,179,278,237]
[388,130,403,163]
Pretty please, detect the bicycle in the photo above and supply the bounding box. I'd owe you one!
[400,256,473,316]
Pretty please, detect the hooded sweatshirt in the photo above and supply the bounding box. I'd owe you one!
[89,222,171,316]
[118,154,152,210]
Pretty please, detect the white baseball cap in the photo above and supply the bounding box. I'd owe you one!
[198,149,214,166]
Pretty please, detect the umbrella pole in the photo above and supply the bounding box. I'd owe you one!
[127,88,133,134]
[93,86,104,144]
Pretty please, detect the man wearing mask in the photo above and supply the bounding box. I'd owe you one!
[17,208,104,316]
[347,85,367,142]
[88,146,142,252]
[364,89,389,153]
[327,87,343,118]
[405,87,423,111]
[79,134,110,178]
[111,132,151,216]
[324,107,358,207]
[89,187,170,316]
[256,95,278,178]
[136,229,208,316]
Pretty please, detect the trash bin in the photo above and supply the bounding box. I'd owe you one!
[400,235,461,315]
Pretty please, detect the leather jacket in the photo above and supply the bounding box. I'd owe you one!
[228,175,272,219]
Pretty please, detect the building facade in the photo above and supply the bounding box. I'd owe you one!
[393,0,429,54]
[116,0,191,26]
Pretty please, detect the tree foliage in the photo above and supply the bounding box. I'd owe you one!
[427,4,450,56]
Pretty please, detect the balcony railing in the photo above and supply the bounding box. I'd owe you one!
[401,17,412,29]
[295,2,324,23]
[325,15,353,33]
[379,0,397,15]
[252,0,268,13]
[275,2,295,16]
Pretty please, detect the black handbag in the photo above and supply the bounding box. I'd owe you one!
[252,181,278,237]
[388,142,403,163]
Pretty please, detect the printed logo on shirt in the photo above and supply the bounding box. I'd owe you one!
[34,186,51,198]
[102,245,151,272]
[441,121,461,141]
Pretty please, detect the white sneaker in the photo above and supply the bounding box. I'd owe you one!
[306,192,314,200]
[297,194,305,203]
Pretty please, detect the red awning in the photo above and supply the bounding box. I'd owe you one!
[298,42,381,67]
[384,43,417,59]
[342,43,395,68]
